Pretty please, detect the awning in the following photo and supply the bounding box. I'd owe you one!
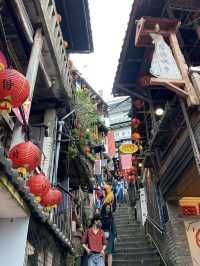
[55,0,93,53]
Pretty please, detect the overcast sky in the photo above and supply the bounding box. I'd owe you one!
[71,0,133,102]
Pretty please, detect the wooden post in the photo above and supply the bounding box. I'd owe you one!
[190,72,200,100]
[169,32,199,106]
[179,97,200,174]
[10,28,43,148]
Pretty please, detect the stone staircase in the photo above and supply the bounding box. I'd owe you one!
[113,205,163,266]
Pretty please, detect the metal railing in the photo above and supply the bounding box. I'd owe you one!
[145,217,168,266]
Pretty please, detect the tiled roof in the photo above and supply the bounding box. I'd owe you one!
[0,146,75,255]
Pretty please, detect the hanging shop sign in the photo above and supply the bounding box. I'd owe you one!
[119,143,138,154]
[179,197,200,216]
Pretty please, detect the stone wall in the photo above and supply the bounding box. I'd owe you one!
[164,202,193,266]
[147,201,193,266]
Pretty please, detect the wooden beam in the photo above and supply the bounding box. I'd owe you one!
[120,87,150,103]
[116,83,137,88]
[169,32,199,106]
[12,0,52,89]
[11,29,43,147]
[165,82,188,97]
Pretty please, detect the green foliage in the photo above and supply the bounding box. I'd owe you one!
[75,90,99,132]
[68,145,78,159]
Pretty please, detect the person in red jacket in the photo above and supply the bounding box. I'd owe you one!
[82,214,107,266]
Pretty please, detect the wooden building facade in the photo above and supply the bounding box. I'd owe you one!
[113,1,200,265]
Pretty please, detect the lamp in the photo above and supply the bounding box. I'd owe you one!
[155,107,164,116]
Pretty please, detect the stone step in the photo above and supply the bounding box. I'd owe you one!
[117,232,145,238]
[117,228,144,234]
[114,219,138,226]
[113,258,161,266]
[115,214,130,218]
[116,241,150,249]
[115,246,154,253]
[114,251,158,260]
[117,236,148,245]
[116,223,143,230]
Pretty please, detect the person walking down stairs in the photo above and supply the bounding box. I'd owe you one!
[113,204,164,266]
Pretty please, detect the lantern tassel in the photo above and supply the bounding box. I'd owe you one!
[17,167,28,177]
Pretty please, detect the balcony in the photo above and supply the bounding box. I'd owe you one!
[13,0,72,97]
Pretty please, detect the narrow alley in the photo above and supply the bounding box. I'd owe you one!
[0,0,200,266]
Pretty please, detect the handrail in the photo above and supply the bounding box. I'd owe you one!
[146,216,164,235]
[146,232,168,266]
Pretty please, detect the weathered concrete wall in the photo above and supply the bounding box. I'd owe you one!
[0,218,30,266]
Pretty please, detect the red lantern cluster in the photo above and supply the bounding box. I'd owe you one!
[27,173,51,197]
[27,173,63,207]
[127,175,136,183]
[0,69,29,109]
[132,118,141,128]
[9,141,42,174]
[132,132,141,141]
[41,188,63,207]
[133,99,144,109]
[0,52,30,112]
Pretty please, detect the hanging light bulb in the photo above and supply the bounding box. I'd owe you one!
[155,107,164,116]
[138,162,143,168]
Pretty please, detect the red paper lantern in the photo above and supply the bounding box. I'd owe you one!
[127,175,136,183]
[132,132,141,141]
[130,166,138,175]
[132,118,141,128]
[40,188,63,207]
[0,69,29,109]
[132,156,138,164]
[9,141,42,173]
[133,99,144,109]
[27,173,51,197]
[0,52,8,72]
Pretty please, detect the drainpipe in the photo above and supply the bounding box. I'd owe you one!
[53,109,75,185]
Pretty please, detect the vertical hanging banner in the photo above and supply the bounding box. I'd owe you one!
[120,154,132,170]
[107,131,116,158]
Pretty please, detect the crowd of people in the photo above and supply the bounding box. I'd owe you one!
[81,177,128,266]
